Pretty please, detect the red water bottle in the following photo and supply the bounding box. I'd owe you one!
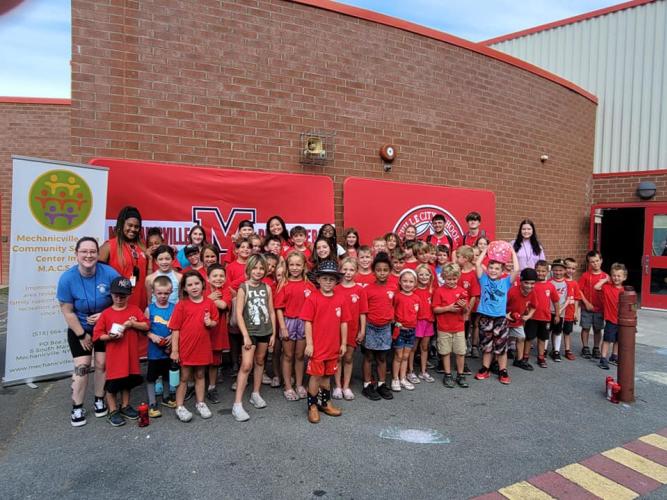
[138,402,150,427]
[610,383,621,404]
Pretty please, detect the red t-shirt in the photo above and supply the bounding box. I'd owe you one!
[225,260,247,287]
[354,272,376,287]
[274,279,315,318]
[223,250,235,265]
[393,291,421,328]
[93,305,148,380]
[458,269,481,298]
[387,273,400,290]
[578,271,608,312]
[262,276,278,297]
[425,233,452,254]
[168,298,220,366]
[300,289,351,360]
[506,286,535,327]
[365,282,396,326]
[532,281,559,321]
[403,260,419,270]
[336,283,368,342]
[207,284,232,351]
[601,282,623,324]
[414,287,434,321]
[564,280,582,321]
[285,246,312,261]
[432,285,467,332]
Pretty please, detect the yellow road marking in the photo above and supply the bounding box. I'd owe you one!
[602,447,667,484]
[556,463,638,500]
[639,433,667,452]
[498,481,554,500]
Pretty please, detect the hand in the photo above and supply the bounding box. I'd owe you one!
[269,335,275,350]
[109,330,124,340]
[339,344,346,357]
[279,327,289,341]
[79,333,93,351]
[86,313,101,325]
[456,299,467,308]
[304,343,313,357]
[208,291,221,301]
[243,336,253,350]
[123,319,134,328]
[148,333,161,344]
[164,335,172,346]
[356,332,365,344]
[203,312,212,327]
[170,350,179,362]
[521,314,531,322]
[585,303,594,312]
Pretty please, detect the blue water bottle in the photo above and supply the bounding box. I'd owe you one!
[169,361,180,387]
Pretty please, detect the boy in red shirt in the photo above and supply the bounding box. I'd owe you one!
[578,251,608,359]
[563,257,583,360]
[388,249,405,289]
[372,237,388,256]
[507,268,537,371]
[595,263,627,370]
[403,241,419,270]
[432,263,469,388]
[455,245,480,358]
[286,225,312,260]
[354,246,375,287]
[226,239,251,287]
[301,260,350,423]
[93,277,150,427]
[523,260,559,368]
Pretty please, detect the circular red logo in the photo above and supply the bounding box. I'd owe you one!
[393,204,463,245]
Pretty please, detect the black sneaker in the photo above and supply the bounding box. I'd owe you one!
[599,359,610,370]
[462,363,472,376]
[108,410,126,427]
[206,388,220,404]
[362,384,382,401]
[552,351,562,363]
[435,363,445,374]
[581,346,592,359]
[471,346,480,359]
[184,386,195,401]
[71,407,87,427]
[456,375,469,388]
[519,359,534,371]
[442,373,455,388]
[592,347,601,359]
[490,360,500,374]
[609,355,618,366]
[120,405,139,420]
[93,398,108,418]
[376,383,394,400]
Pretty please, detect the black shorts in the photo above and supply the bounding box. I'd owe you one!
[105,374,143,394]
[563,320,574,335]
[250,335,270,345]
[146,358,171,383]
[67,328,105,358]
[525,320,549,341]
[550,315,563,335]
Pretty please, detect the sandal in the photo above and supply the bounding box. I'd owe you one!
[296,386,308,399]
[271,376,281,388]
[283,389,298,401]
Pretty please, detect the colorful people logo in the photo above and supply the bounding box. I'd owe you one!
[29,170,93,231]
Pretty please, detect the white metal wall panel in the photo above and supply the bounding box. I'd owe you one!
[491,0,667,174]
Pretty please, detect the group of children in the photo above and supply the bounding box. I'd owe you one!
[92,212,627,426]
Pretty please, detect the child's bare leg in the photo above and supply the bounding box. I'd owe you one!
[612,343,618,357]
[253,343,268,394]
[407,346,416,374]
[516,339,525,360]
[399,349,409,380]
[281,339,295,391]
[176,367,192,406]
[234,347,255,404]
[294,339,306,388]
[194,367,206,402]
[594,328,602,351]
[443,352,452,374]
[362,349,373,384]
[392,348,401,380]
[581,327,590,348]
[455,354,465,374]
[497,352,508,371]
[106,392,118,412]
[537,340,546,358]
[481,351,493,369]
[342,349,354,389]
[334,356,343,389]
[420,337,429,373]
[272,337,282,380]
[376,351,387,384]
[601,341,610,359]
[207,365,218,389]
[308,374,321,395]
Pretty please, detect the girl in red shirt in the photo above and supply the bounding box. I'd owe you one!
[275,252,314,401]
[205,264,231,404]
[333,258,368,400]
[411,264,435,383]
[391,269,421,392]
[169,271,219,422]
[343,228,360,259]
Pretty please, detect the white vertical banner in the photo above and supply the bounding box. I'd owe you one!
[3,156,108,385]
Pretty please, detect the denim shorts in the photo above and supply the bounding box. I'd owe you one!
[285,317,305,341]
[364,323,392,351]
[581,310,604,331]
[603,321,619,343]
[393,327,416,349]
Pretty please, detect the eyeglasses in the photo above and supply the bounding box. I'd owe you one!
[77,250,98,255]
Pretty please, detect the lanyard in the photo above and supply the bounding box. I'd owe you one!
[79,271,99,314]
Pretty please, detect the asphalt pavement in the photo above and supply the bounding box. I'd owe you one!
[1,305,666,499]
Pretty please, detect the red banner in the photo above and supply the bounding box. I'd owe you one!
[343,177,496,245]
[90,158,335,256]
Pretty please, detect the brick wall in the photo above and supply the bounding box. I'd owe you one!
[0,102,71,283]
[592,172,667,204]
[70,0,596,264]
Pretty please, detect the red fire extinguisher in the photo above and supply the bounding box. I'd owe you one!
[138,402,150,427]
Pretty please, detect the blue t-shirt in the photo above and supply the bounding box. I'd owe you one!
[148,302,175,360]
[477,273,512,318]
[56,263,121,333]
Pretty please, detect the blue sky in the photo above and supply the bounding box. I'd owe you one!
[0,0,620,98]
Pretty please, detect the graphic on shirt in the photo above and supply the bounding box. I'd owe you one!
[153,314,169,326]
[304,289,312,298]
[96,283,109,294]
[351,294,359,303]
[247,288,269,326]
[335,307,341,318]
[482,279,505,307]
[387,291,395,300]
[392,205,463,246]
[29,169,93,231]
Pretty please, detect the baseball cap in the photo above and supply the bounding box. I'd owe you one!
[110,277,133,295]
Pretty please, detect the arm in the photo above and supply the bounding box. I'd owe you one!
[267,287,277,349]
[522,306,536,322]
[170,329,180,362]
[304,320,313,357]
[340,322,347,357]
[276,309,288,340]
[509,248,520,283]
[475,246,488,279]
[593,276,609,291]
[144,275,154,306]
[98,241,110,263]
[357,313,367,344]
[235,286,252,348]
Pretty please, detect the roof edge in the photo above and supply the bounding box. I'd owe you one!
[287,0,597,104]
[482,0,656,45]
[0,96,71,105]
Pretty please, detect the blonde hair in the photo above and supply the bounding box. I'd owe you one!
[244,254,267,279]
[278,251,307,290]
[415,263,434,291]
[442,262,461,278]
[413,241,428,255]
[610,262,627,275]
[339,256,358,271]
[456,245,474,263]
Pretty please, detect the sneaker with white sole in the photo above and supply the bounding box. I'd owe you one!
[390,379,401,392]
[232,403,250,422]
[400,379,415,390]
[195,402,212,419]
[342,388,355,400]
[332,388,343,400]
[93,398,108,418]
[262,373,272,385]
[418,372,435,383]
[249,392,267,409]
[71,407,87,427]
[175,405,193,422]
[406,372,420,384]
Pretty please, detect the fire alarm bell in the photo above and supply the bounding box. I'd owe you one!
[380,144,396,163]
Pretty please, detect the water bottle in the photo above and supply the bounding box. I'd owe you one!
[138,402,149,427]
[169,361,180,387]
[154,376,163,395]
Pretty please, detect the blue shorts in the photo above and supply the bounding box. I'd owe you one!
[364,323,392,351]
[393,327,416,349]
[581,310,604,331]
[603,322,619,343]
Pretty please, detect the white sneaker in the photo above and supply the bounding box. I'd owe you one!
[231,380,237,391]
[175,405,193,422]
[262,373,272,385]
[407,372,421,384]
[391,379,401,392]
[93,398,108,417]
[70,407,87,427]
[400,379,415,390]
[332,388,343,400]
[249,392,267,409]
[342,388,355,400]
[232,403,250,422]
[195,402,212,419]
[419,372,435,383]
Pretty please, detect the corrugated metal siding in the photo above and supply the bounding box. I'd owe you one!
[491,0,667,174]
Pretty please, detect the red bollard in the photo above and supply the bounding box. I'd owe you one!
[617,286,637,403]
